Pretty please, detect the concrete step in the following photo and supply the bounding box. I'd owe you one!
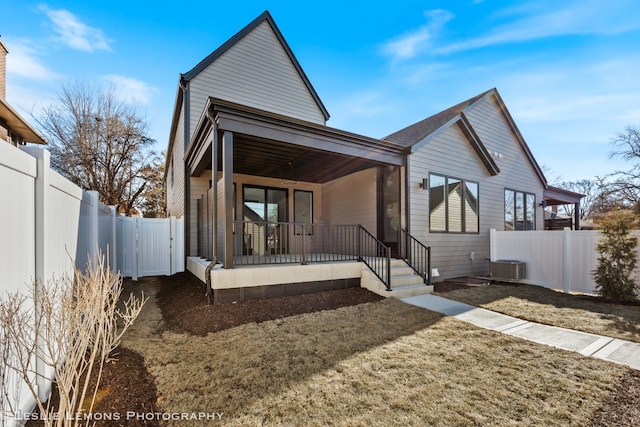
[386,284,434,298]
[390,274,425,287]
[390,265,416,276]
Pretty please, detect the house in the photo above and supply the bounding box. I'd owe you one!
[165,11,582,302]
[0,40,47,146]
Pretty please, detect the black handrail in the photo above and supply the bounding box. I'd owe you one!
[397,227,431,285]
[358,225,392,291]
[230,221,392,290]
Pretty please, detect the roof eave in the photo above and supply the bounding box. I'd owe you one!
[0,98,47,145]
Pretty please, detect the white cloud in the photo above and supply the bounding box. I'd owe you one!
[39,5,112,52]
[436,0,640,54]
[381,9,454,61]
[4,39,60,80]
[102,75,158,106]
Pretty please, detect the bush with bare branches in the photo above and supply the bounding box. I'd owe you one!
[0,258,146,426]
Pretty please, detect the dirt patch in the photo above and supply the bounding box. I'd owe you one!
[156,272,384,336]
[589,369,640,426]
[26,348,158,427]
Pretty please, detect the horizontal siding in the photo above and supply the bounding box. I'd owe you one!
[166,110,185,218]
[409,96,545,279]
[321,168,377,234]
[188,21,325,138]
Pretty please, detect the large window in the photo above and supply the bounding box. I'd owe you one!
[504,189,536,230]
[294,190,313,234]
[429,173,479,233]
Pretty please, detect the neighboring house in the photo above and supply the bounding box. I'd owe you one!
[165,11,582,301]
[0,40,47,146]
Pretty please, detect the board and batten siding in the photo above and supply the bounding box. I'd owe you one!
[188,21,325,138]
[321,168,377,233]
[409,96,544,279]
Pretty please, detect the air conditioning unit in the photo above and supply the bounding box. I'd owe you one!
[491,260,526,281]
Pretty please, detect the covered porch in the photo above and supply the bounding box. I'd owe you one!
[184,98,427,300]
[543,186,585,230]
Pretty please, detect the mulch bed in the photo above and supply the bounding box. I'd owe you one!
[156,272,384,336]
[25,274,640,426]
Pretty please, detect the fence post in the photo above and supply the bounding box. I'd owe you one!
[109,206,117,272]
[85,190,100,268]
[562,228,571,293]
[489,228,497,262]
[22,147,51,402]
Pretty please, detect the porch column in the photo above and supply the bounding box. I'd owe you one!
[574,202,580,230]
[211,126,218,261]
[222,130,234,268]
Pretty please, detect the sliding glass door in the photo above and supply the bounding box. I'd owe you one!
[242,186,288,255]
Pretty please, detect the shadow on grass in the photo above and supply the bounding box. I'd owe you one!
[436,281,640,341]
[127,274,444,418]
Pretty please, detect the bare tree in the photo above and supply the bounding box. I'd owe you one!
[555,178,611,220]
[139,153,166,218]
[607,125,640,210]
[37,81,157,215]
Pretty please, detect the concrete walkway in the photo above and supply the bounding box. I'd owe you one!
[402,294,640,371]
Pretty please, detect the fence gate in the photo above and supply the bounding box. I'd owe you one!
[116,216,184,280]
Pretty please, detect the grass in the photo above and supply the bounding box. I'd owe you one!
[123,285,627,426]
[434,283,640,343]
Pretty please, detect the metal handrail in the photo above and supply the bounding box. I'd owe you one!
[231,221,392,290]
[398,227,431,285]
[358,225,392,291]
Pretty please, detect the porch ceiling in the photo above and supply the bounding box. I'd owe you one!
[186,97,408,181]
[233,135,383,183]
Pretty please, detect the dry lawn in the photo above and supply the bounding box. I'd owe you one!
[435,283,640,343]
[123,284,627,426]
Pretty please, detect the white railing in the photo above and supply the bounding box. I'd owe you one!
[490,228,640,294]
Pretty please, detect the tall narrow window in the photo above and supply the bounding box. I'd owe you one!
[294,190,313,234]
[429,174,446,232]
[447,178,463,232]
[465,181,479,233]
[504,189,536,231]
[429,173,479,233]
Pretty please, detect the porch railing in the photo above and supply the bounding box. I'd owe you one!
[233,221,393,291]
[397,227,431,285]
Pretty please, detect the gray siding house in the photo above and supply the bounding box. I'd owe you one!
[165,11,581,301]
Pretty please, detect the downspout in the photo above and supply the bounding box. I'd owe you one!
[180,76,191,277]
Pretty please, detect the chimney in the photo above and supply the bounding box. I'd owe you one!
[0,39,7,100]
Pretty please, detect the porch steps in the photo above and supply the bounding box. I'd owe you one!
[362,259,434,298]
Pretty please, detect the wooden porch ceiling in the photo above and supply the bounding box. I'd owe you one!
[233,135,384,183]
[196,135,387,183]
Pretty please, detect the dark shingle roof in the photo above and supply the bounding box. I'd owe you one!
[383,89,493,147]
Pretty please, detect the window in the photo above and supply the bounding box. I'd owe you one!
[429,173,479,233]
[504,189,536,230]
[294,190,313,234]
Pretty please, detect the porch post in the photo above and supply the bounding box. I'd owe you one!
[222,130,234,268]
[574,202,580,230]
[211,126,218,261]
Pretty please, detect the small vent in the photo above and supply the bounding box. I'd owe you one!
[491,260,526,281]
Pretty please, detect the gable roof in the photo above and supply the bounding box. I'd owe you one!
[384,88,547,186]
[182,10,329,121]
[383,89,491,147]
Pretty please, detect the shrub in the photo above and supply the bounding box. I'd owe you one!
[593,210,639,303]
[0,256,146,426]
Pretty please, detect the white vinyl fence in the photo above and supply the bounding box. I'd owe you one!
[490,228,640,294]
[0,145,183,426]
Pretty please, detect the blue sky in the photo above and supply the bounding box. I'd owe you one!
[4,0,640,182]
